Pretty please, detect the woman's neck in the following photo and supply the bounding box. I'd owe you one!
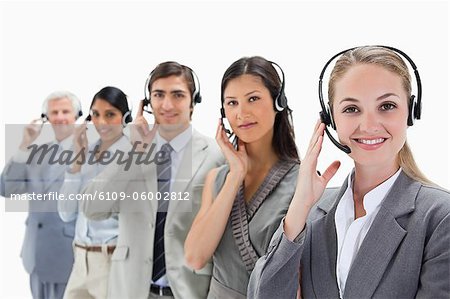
[98,134,123,153]
[244,130,279,173]
[352,160,400,200]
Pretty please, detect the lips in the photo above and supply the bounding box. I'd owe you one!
[161,113,178,119]
[238,122,257,129]
[355,138,386,145]
[98,128,111,134]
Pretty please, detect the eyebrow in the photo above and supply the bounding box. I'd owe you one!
[224,90,261,100]
[91,109,117,113]
[152,89,187,94]
[339,93,400,104]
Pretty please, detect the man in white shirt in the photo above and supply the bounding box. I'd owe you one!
[82,62,224,299]
[1,91,83,299]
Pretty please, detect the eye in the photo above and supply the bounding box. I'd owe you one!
[342,106,359,113]
[249,96,260,102]
[174,93,185,99]
[226,100,238,106]
[91,111,100,117]
[379,102,397,111]
[152,92,164,99]
[106,112,116,118]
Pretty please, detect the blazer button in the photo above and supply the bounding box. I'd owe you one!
[37,223,43,228]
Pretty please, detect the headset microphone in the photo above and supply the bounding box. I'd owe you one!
[320,114,351,154]
[318,45,422,155]
[220,107,234,138]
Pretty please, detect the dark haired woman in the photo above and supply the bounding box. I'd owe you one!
[58,86,132,299]
[185,56,300,298]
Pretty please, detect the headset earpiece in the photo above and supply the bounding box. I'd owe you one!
[270,61,288,112]
[319,103,336,129]
[40,113,48,123]
[327,103,336,129]
[408,95,415,126]
[408,95,422,126]
[121,110,133,127]
[414,95,422,121]
[190,69,202,105]
[274,91,287,112]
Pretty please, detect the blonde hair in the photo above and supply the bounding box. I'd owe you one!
[328,46,433,185]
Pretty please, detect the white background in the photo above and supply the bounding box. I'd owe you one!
[1,1,449,298]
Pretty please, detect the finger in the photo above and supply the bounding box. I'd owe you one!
[306,122,321,152]
[137,99,145,117]
[215,119,223,139]
[307,123,325,155]
[321,161,341,184]
[215,119,223,141]
[237,139,247,154]
[138,123,150,136]
[147,123,158,140]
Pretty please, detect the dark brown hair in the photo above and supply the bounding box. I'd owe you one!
[221,56,299,162]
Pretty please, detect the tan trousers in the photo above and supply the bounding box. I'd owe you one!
[63,245,112,299]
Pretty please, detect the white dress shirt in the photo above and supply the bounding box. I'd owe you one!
[154,125,192,193]
[58,135,131,246]
[152,125,192,287]
[335,168,401,298]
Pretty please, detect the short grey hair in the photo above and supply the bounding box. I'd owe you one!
[41,90,82,119]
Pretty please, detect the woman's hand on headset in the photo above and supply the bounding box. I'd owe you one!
[215,119,248,183]
[284,120,341,241]
[69,122,88,173]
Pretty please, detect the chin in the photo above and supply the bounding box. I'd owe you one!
[235,135,257,144]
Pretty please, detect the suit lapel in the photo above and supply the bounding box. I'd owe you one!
[141,159,158,218]
[311,183,348,298]
[42,143,66,192]
[166,131,208,223]
[344,172,420,298]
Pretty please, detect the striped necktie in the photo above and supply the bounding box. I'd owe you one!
[152,143,173,282]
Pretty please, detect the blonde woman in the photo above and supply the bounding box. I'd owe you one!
[248,46,450,298]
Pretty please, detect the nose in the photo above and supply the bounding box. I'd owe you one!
[236,101,250,120]
[53,111,66,123]
[359,112,381,133]
[161,97,174,110]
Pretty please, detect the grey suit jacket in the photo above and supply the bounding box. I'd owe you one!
[0,142,76,283]
[248,171,450,299]
[81,129,224,299]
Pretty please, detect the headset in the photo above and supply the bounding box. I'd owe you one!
[84,107,132,127]
[319,45,423,154]
[220,61,288,139]
[142,64,202,115]
[41,95,83,123]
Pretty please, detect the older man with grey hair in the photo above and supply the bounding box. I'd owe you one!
[1,91,82,299]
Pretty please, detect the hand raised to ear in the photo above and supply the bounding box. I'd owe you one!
[19,119,44,150]
[284,120,341,241]
[129,99,158,152]
[215,119,247,183]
